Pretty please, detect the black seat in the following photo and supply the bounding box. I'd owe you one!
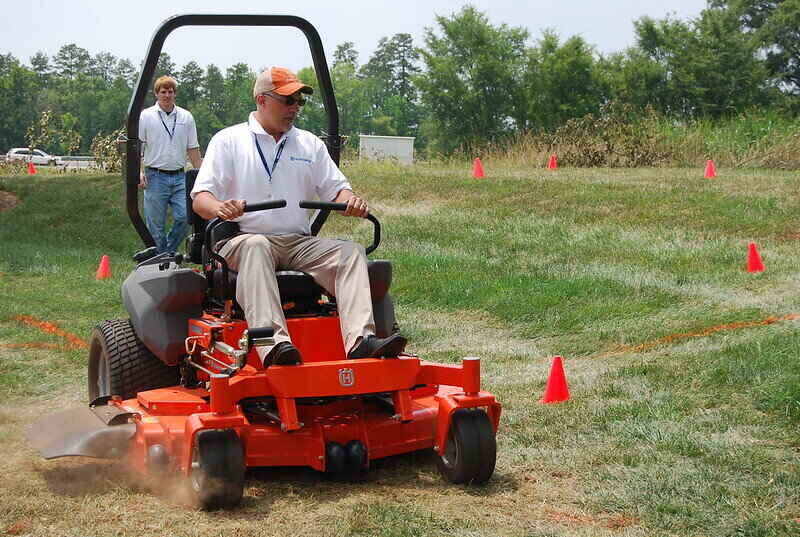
[184,170,396,333]
[185,170,326,315]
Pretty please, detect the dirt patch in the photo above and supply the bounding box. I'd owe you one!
[4,519,32,536]
[0,190,19,212]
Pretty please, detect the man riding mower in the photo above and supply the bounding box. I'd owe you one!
[26,14,501,510]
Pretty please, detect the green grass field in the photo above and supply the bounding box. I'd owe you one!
[1,163,799,536]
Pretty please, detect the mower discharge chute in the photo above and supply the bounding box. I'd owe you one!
[26,14,502,509]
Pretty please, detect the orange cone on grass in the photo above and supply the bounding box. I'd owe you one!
[547,154,558,170]
[539,355,570,403]
[27,162,36,175]
[747,242,764,273]
[95,255,111,279]
[704,159,716,179]
[472,157,485,179]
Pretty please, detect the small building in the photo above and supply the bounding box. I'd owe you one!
[359,135,415,165]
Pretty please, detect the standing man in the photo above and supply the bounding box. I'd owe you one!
[139,75,202,254]
[191,66,406,366]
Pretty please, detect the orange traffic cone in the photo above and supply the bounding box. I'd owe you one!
[27,162,37,175]
[704,159,716,179]
[539,356,570,403]
[95,255,111,279]
[747,242,764,273]
[547,154,558,170]
[472,157,485,179]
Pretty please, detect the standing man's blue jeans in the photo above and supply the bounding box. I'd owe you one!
[143,168,188,254]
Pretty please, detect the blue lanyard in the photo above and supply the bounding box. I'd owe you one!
[253,133,288,183]
[159,110,177,139]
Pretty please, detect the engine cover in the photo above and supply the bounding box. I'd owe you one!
[122,263,206,365]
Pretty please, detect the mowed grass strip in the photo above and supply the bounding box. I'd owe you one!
[1,164,799,536]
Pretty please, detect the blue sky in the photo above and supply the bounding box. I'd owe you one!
[2,0,708,71]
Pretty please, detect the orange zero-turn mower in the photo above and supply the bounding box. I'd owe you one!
[26,14,501,510]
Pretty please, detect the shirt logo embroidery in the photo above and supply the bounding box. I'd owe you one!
[290,156,312,163]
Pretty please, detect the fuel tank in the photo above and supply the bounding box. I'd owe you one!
[122,262,206,365]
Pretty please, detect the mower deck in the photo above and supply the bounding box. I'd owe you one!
[120,355,500,476]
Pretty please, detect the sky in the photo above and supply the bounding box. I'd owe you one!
[1,0,709,73]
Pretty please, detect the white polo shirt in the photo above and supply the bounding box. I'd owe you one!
[191,112,351,236]
[139,104,199,170]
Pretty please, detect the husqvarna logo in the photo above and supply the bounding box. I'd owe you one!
[338,368,355,387]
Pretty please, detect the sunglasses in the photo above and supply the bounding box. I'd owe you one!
[264,93,307,107]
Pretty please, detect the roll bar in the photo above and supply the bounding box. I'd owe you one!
[123,14,340,247]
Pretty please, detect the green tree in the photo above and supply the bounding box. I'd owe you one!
[0,55,39,150]
[30,51,51,86]
[223,62,255,125]
[203,64,226,117]
[711,0,800,94]
[599,47,670,111]
[53,44,91,79]
[58,112,82,155]
[178,60,204,108]
[26,109,55,153]
[360,33,421,136]
[154,52,176,79]
[331,61,369,144]
[633,9,773,117]
[522,31,605,131]
[89,52,118,86]
[190,101,224,149]
[115,58,137,88]
[417,6,528,152]
[294,66,325,135]
[333,42,358,68]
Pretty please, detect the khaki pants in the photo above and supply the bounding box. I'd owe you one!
[219,233,375,362]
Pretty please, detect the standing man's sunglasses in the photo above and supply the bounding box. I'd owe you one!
[264,93,307,106]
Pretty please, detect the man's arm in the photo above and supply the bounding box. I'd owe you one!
[193,191,244,221]
[187,147,202,169]
[333,189,369,218]
[138,115,147,188]
[139,157,147,188]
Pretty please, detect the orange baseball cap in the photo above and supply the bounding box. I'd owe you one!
[253,66,313,98]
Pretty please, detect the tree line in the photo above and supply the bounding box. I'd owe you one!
[0,2,797,158]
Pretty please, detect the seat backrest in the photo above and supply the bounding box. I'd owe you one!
[185,169,241,263]
[185,169,205,264]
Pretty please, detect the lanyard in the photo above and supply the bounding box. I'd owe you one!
[159,110,177,139]
[253,133,287,183]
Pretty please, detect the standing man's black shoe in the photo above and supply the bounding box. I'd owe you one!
[348,334,407,359]
[265,342,302,365]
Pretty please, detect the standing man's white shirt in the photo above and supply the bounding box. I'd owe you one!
[192,112,351,235]
[139,104,200,170]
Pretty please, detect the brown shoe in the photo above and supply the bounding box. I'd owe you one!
[266,342,302,365]
[348,334,407,359]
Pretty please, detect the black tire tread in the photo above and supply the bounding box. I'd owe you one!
[436,408,497,485]
[91,318,179,400]
[193,429,245,510]
[471,410,497,484]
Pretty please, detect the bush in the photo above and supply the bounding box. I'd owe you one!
[547,101,669,167]
[90,128,124,172]
[0,159,27,176]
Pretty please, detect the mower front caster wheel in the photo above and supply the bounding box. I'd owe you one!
[189,429,246,510]
[437,408,496,485]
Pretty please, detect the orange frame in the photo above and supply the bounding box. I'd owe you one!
[117,313,501,477]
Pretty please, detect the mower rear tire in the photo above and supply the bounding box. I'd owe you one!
[189,429,245,510]
[88,318,179,402]
[436,408,496,485]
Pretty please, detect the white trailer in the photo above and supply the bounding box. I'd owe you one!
[359,135,415,165]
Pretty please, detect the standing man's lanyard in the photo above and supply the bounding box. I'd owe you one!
[254,134,288,183]
[159,110,177,140]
